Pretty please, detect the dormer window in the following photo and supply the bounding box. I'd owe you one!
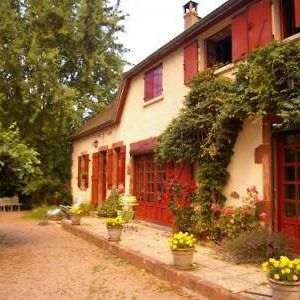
[206,27,232,68]
[144,64,163,102]
[281,0,300,39]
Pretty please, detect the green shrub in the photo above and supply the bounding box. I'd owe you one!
[26,205,57,220]
[98,189,119,217]
[79,202,95,215]
[225,227,291,264]
[28,178,72,207]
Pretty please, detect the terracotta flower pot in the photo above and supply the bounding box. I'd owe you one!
[107,226,123,241]
[269,278,300,300]
[71,215,82,225]
[171,248,194,270]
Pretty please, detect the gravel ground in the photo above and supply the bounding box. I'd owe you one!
[0,212,203,300]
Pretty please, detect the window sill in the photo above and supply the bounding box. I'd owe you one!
[284,32,300,42]
[143,95,164,107]
[214,63,235,76]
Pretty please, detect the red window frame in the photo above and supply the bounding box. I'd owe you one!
[144,64,163,102]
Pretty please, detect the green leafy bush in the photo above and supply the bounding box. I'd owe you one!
[98,189,120,217]
[26,178,72,207]
[225,227,291,264]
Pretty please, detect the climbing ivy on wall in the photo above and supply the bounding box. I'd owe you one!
[156,40,300,217]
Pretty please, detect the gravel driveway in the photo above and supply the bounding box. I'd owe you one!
[0,212,201,300]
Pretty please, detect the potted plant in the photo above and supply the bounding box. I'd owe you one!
[169,231,196,270]
[105,216,124,241]
[262,256,300,299]
[70,207,84,225]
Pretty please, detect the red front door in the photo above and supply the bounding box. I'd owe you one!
[91,153,100,207]
[277,132,300,252]
[134,154,193,227]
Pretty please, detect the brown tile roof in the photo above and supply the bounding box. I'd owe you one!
[70,99,118,141]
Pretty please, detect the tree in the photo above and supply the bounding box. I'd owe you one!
[0,123,41,196]
[0,0,126,192]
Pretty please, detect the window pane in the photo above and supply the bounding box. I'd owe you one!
[285,203,296,218]
[285,184,296,200]
[284,134,295,145]
[285,166,295,181]
[284,148,295,163]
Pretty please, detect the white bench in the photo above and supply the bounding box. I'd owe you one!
[0,196,21,211]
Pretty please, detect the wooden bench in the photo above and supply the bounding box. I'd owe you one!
[0,196,21,211]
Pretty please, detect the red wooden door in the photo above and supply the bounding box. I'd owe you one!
[91,153,100,207]
[134,155,193,227]
[277,132,300,252]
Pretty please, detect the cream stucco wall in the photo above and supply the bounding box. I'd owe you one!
[223,119,263,206]
[71,0,285,206]
[71,47,189,201]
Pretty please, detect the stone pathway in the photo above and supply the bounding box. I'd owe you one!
[0,212,204,300]
[79,217,272,299]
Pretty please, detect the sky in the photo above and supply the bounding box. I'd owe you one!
[118,0,228,70]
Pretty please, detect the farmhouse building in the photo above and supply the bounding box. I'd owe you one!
[70,0,300,247]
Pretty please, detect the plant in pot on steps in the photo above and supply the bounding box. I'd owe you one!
[105,216,124,241]
[169,231,197,270]
[262,256,300,300]
[70,207,84,225]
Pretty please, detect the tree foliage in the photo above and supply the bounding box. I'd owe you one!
[0,123,41,196]
[0,0,126,196]
[156,41,300,217]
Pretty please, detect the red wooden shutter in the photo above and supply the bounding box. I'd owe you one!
[153,65,163,98]
[295,0,300,28]
[184,41,198,84]
[144,71,154,101]
[232,12,249,62]
[78,156,82,188]
[84,154,89,188]
[247,0,272,53]
[107,149,113,188]
[119,146,126,185]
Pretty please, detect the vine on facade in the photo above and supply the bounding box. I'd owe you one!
[156,41,300,220]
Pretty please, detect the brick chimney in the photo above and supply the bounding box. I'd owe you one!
[183,1,199,30]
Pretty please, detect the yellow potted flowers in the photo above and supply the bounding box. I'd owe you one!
[169,232,196,269]
[105,217,125,241]
[262,256,300,299]
[70,207,84,225]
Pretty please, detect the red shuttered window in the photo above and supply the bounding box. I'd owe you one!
[295,0,300,28]
[106,149,113,189]
[232,0,272,62]
[184,41,198,84]
[232,12,248,62]
[144,64,163,101]
[84,154,89,189]
[78,156,82,188]
[116,146,126,186]
[247,0,272,53]
[78,155,89,189]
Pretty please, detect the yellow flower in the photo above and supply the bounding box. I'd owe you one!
[285,268,291,274]
[293,275,298,281]
[274,261,279,268]
[297,265,300,271]
[274,274,280,280]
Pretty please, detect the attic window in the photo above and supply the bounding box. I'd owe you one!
[281,0,300,38]
[144,64,163,102]
[206,27,232,67]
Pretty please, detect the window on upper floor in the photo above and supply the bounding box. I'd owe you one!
[281,0,300,39]
[206,28,232,68]
[232,0,272,62]
[184,40,198,84]
[144,64,163,102]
